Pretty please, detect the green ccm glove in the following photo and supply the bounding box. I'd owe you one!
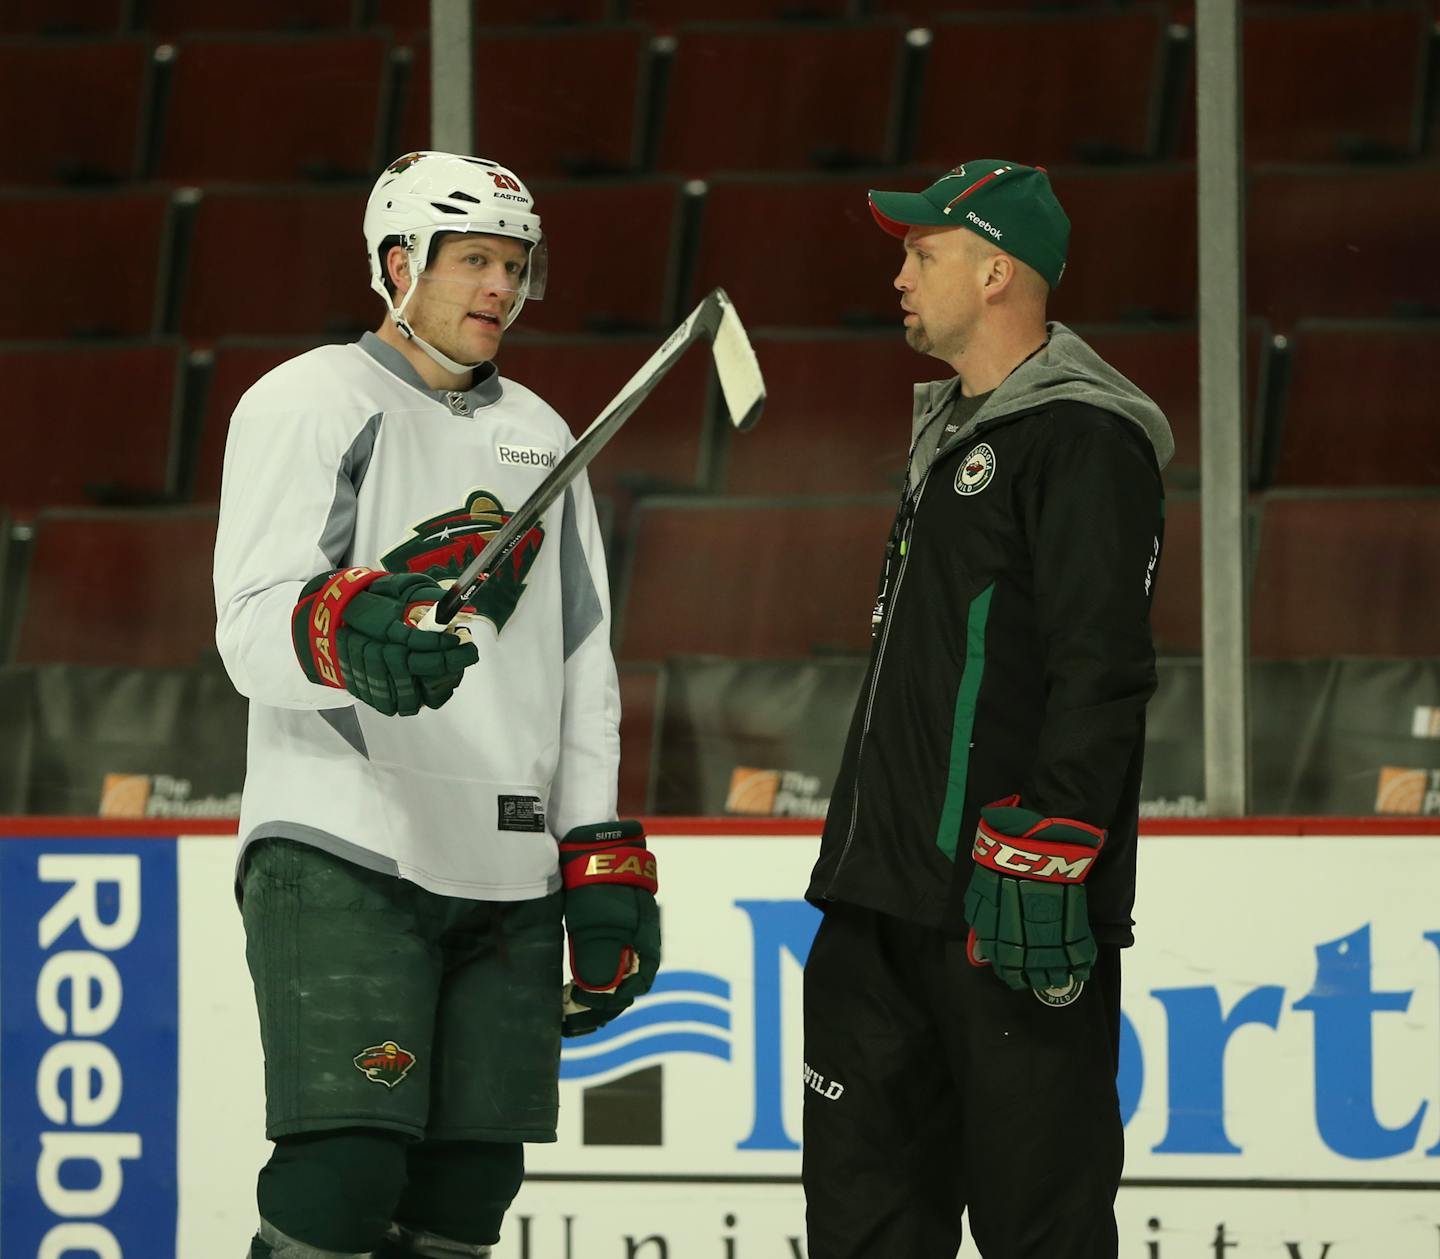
[291,567,479,717]
[559,820,661,1037]
[962,795,1106,993]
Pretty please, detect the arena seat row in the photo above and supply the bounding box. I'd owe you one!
[5,491,1438,670]
[11,0,1435,38]
[4,320,1437,520]
[3,7,1433,185]
[5,165,1436,347]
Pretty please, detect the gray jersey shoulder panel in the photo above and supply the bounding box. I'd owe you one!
[560,486,603,662]
[318,413,383,567]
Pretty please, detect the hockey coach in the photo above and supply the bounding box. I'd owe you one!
[802,160,1174,1258]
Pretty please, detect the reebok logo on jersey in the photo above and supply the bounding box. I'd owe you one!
[497,443,558,470]
[965,211,1003,240]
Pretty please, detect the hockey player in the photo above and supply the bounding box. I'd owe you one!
[802,161,1172,1257]
[213,151,660,1259]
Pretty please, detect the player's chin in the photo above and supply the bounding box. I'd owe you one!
[461,315,503,354]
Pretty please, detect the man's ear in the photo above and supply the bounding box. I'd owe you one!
[984,252,1017,299]
[387,244,412,295]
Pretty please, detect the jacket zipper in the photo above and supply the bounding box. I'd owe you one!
[825,474,929,896]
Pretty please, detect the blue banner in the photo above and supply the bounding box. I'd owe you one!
[0,838,179,1257]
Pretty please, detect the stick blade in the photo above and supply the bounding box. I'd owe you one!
[710,289,766,432]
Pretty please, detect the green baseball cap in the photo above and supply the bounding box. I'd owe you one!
[869,159,1070,289]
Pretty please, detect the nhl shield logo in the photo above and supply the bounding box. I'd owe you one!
[955,443,996,496]
[354,1040,417,1088]
[1034,978,1084,1008]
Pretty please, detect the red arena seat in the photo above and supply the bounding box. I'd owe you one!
[911,11,1169,166]
[617,496,895,659]
[0,342,181,518]
[872,0,1120,15]
[1272,322,1440,487]
[0,38,149,184]
[618,662,661,816]
[396,28,652,177]
[521,180,685,334]
[722,333,946,496]
[1147,493,1202,656]
[1251,493,1440,657]
[656,22,907,173]
[1177,7,1428,162]
[692,174,910,328]
[139,0,352,36]
[370,0,608,36]
[1247,167,1440,329]
[13,509,220,668]
[177,188,376,339]
[495,335,714,501]
[152,35,389,182]
[632,0,850,21]
[0,190,174,338]
[1049,166,1197,325]
[0,0,122,35]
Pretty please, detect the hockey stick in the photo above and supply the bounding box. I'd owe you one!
[418,287,765,631]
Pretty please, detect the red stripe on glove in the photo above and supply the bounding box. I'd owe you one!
[300,567,384,688]
[558,843,659,894]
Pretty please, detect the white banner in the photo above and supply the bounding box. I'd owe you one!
[3,827,1438,1256]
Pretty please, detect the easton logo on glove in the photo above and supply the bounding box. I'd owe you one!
[382,489,544,635]
[559,820,662,1037]
[291,567,480,717]
[302,568,383,687]
[565,844,658,892]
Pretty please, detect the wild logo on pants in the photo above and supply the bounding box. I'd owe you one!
[803,1061,845,1100]
[354,1040,416,1088]
[1034,978,1084,1008]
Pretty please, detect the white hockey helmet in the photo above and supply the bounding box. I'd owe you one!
[364,151,547,371]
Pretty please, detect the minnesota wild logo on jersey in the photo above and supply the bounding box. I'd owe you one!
[382,490,544,635]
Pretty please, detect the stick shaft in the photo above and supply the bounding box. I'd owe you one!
[427,290,733,628]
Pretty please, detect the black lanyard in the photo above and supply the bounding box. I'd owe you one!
[870,404,949,639]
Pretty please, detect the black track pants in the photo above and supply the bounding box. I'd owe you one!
[802,901,1124,1259]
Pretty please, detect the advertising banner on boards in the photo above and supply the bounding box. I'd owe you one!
[1,823,1437,1257]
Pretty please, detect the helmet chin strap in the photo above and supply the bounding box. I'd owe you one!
[388,273,487,378]
[393,311,482,377]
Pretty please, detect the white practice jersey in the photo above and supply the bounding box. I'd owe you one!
[214,333,620,901]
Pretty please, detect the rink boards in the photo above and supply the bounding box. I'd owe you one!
[2,821,1439,1258]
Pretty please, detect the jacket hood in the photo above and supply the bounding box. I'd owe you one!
[913,321,1174,471]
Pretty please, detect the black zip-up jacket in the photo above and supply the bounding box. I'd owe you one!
[806,323,1173,946]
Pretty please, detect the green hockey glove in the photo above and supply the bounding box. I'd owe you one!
[291,567,479,717]
[559,820,661,1037]
[962,795,1105,993]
